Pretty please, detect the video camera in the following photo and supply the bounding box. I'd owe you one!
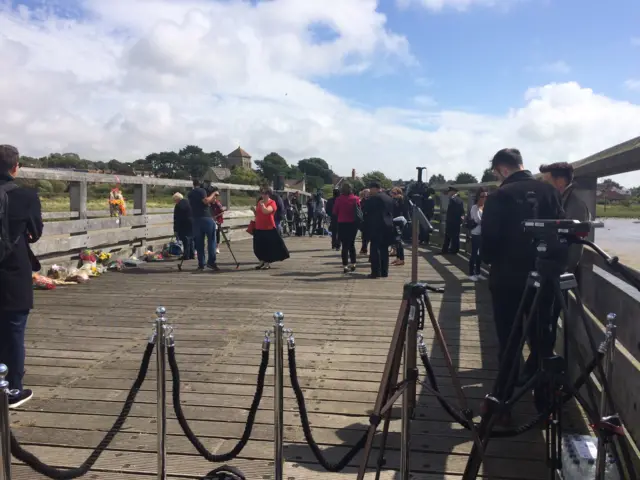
[522,219,592,240]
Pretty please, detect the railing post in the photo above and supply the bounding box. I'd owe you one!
[155,307,167,480]
[69,180,88,220]
[595,313,617,479]
[273,312,285,480]
[0,365,11,480]
[134,184,148,216]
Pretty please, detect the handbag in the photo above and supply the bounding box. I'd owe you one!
[247,220,256,235]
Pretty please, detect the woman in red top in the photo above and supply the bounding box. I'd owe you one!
[331,182,361,273]
[253,187,290,270]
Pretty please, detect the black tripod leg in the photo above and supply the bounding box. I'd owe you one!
[220,228,239,268]
[373,400,394,480]
[463,286,544,480]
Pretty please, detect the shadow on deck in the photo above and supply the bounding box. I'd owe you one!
[10,237,587,479]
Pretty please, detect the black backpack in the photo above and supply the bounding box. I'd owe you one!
[0,183,19,263]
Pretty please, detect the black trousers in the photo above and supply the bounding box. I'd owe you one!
[370,238,390,278]
[338,222,358,266]
[330,219,339,249]
[469,234,482,275]
[442,227,460,254]
[361,228,369,253]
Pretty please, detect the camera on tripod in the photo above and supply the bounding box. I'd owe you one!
[523,219,592,240]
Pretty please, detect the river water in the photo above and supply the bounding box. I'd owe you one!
[594,218,640,270]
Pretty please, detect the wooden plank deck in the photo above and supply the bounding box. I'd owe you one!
[9,237,586,479]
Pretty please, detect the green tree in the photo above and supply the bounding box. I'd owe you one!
[601,179,623,189]
[454,172,478,185]
[481,168,497,183]
[207,151,226,168]
[146,151,182,178]
[298,158,333,184]
[228,166,262,185]
[428,174,446,185]
[362,171,392,189]
[305,175,325,192]
[255,152,290,181]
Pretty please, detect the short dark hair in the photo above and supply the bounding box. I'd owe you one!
[0,145,19,174]
[261,186,273,195]
[368,181,381,190]
[491,148,523,170]
[332,188,340,197]
[192,179,201,188]
[539,162,574,185]
[341,182,353,195]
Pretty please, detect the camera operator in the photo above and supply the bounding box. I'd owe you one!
[481,149,564,407]
[539,162,590,274]
[441,186,464,255]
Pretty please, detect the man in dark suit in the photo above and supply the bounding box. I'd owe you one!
[0,145,43,409]
[363,182,395,279]
[481,148,564,408]
[441,186,464,254]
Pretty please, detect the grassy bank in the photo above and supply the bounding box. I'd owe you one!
[595,203,640,219]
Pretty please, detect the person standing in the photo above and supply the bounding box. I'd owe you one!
[0,145,43,408]
[332,183,361,274]
[539,162,590,274]
[270,191,286,236]
[441,186,464,254]
[390,187,409,267]
[208,187,226,254]
[481,148,563,412]
[419,187,435,245]
[325,188,340,250]
[364,182,395,279]
[359,189,371,255]
[253,187,290,270]
[188,179,218,271]
[172,192,194,260]
[467,188,487,281]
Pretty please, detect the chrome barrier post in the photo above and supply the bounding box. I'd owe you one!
[155,307,168,480]
[0,365,11,480]
[273,313,285,480]
[595,313,617,480]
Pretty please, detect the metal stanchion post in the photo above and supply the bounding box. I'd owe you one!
[155,307,168,480]
[595,313,617,480]
[0,364,11,480]
[273,312,285,480]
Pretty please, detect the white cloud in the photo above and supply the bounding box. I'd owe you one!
[413,95,438,107]
[1,0,640,187]
[624,79,640,91]
[396,0,513,12]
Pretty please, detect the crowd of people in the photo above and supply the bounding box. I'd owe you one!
[0,142,592,422]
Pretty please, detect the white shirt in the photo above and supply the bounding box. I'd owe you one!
[470,204,482,236]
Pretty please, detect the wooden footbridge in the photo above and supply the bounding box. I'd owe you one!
[7,137,640,479]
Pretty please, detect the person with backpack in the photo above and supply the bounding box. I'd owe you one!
[0,145,43,409]
[466,187,487,281]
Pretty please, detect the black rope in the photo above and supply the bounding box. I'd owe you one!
[168,345,267,462]
[201,464,246,479]
[287,346,367,472]
[418,350,604,438]
[11,341,155,479]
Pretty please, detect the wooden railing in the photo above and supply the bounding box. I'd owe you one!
[22,167,309,266]
[429,137,640,453]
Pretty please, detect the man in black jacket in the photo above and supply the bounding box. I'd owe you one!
[482,148,564,399]
[363,182,395,279]
[0,145,43,408]
[441,186,464,254]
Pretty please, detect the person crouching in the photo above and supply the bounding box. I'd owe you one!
[253,187,290,270]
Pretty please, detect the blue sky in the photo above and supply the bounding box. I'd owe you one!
[321,0,640,114]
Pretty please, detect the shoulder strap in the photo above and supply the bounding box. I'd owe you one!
[0,183,19,195]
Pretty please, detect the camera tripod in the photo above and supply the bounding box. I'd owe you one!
[356,280,485,480]
[462,236,637,480]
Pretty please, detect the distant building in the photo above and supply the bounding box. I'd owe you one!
[284,178,306,192]
[226,147,252,170]
[202,167,232,183]
[596,183,631,203]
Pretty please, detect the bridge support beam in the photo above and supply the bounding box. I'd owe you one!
[69,181,87,220]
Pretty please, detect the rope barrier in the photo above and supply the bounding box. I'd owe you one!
[287,345,367,472]
[201,465,246,479]
[168,345,268,463]
[10,340,155,479]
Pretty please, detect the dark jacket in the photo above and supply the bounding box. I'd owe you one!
[562,183,590,272]
[445,194,465,232]
[423,196,435,220]
[393,197,410,219]
[326,196,337,219]
[173,198,193,237]
[0,175,43,311]
[481,170,564,289]
[364,192,395,246]
[272,194,286,225]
